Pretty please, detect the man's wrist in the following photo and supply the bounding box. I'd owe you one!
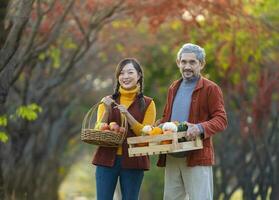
[197,124,205,139]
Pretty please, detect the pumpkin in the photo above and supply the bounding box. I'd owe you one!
[162,122,178,132]
[149,127,163,136]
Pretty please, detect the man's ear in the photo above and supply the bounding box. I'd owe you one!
[176,59,180,67]
[200,61,206,70]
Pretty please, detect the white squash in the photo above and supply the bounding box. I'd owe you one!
[141,125,153,134]
[162,122,178,132]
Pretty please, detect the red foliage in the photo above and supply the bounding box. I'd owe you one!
[252,69,279,135]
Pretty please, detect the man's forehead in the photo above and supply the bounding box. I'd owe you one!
[180,52,198,60]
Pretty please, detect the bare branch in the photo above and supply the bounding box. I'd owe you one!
[34,0,75,53]
[0,0,34,72]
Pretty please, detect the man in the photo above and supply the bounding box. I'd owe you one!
[157,43,228,200]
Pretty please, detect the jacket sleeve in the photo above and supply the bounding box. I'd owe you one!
[161,86,173,123]
[200,84,228,138]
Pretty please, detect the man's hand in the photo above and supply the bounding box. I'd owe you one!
[185,122,201,140]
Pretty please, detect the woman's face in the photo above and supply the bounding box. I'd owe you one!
[118,63,140,90]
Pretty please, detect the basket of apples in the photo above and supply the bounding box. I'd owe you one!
[81,103,127,147]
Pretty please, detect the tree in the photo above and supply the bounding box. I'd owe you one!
[2,0,277,199]
[0,0,127,199]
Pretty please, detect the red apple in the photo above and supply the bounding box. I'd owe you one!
[100,123,110,131]
[109,122,120,132]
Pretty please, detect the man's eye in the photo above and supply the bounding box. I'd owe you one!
[190,61,196,65]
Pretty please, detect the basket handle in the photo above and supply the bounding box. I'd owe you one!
[82,102,101,131]
[82,102,129,134]
[120,113,128,138]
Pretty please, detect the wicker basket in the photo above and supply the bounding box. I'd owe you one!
[81,102,128,147]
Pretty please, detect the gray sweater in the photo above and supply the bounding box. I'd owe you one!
[170,76,199,122]
[170,76,202,157]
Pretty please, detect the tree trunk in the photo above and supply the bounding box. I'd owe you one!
[0,0,10,48]
[0,146,4,200]
[5,160,60,200]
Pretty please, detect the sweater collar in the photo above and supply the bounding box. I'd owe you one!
[173,76,204,93]
[119,85,139,100]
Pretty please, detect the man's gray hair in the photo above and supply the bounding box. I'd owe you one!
[177,43,206,63]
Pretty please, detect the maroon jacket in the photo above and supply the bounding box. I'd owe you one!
[92,96,152,170]
[157,77,228,167]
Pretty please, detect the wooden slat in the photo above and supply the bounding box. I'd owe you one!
[128,138,203,157]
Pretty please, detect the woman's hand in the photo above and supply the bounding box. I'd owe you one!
[101,96,114,111]
[114,104,129,115]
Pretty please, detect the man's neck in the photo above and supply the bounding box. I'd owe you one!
[183,75,200,83]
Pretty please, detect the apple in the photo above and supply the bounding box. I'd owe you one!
[109,122,120,132]
[99,123,110,131]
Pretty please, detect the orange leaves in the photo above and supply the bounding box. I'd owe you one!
[85,0,96,12]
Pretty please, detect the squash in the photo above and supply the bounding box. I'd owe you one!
[177,122,188,132]
[149,127,163,136]
[141,125,153,135]
[162,122,178,132]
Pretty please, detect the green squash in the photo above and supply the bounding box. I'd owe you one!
[177,123,188,132]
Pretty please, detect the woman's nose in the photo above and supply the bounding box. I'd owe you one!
[123,73,129,78]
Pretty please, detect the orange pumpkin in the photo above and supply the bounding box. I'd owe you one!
[149,127,163,136]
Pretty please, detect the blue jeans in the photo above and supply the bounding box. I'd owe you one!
[95,156,144,200]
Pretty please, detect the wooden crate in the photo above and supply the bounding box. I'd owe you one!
[127,131,203,157]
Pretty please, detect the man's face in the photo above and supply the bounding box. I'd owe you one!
[177,53,204,80]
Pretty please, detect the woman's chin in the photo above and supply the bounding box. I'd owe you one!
[121,85,136,90]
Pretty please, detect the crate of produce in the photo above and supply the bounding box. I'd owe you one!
[127,122,203,157]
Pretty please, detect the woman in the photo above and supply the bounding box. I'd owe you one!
[92,58,156,200]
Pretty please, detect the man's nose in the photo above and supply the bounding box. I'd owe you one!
[183,63,191,69]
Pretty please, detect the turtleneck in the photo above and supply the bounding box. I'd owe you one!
[119,86,139,107]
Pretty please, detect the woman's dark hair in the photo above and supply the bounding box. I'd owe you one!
[112,58,146,112]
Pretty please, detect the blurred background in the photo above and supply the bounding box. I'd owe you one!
[0,0,278,199]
